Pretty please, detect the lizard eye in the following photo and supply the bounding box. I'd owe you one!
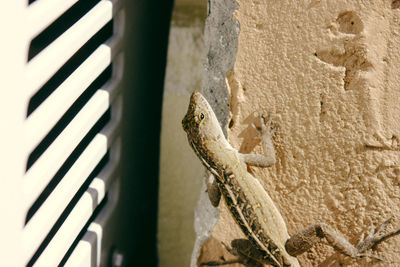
[199,113,205,120]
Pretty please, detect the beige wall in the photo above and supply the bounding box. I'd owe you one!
[160,0,400,266]
[195,0,400,266]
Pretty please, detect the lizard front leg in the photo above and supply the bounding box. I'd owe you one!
[206,171,221,207]
[285,218,400,260]
[239,114,276,167]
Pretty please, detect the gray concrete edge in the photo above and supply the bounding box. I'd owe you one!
[190,0,239,266]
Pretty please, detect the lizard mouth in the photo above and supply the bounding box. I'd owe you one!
[182,116,190,132]
[182,112,197,133]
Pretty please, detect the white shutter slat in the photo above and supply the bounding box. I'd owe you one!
[23,134,107,261]
[32,152,118,266]
[87,223,103,267]
[33,190,95,266]
[26,0,113,98]
[64,139,121,267]
[23,90,109,208]
[64,240,93,267]
[25,44,111,154]
[27,0,80,39]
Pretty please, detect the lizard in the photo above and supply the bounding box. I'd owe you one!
[182,91,400,267]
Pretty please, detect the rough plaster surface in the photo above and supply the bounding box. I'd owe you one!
[196,0,400,266]
[158,4,207,267]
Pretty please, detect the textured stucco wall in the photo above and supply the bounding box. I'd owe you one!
[194,0,400,266]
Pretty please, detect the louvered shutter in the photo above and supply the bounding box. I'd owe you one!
[1,0,125,266]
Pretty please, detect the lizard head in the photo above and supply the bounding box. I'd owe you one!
[182,92,224,141]
[182,92,229,171]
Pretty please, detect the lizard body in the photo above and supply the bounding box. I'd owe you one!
[218,154,297,266]
[182,92,400,266]
[182,92,299,266]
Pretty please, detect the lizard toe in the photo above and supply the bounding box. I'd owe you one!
[356,218,400,253]
[375,217,392,236]
[251,123,263,137]
[355,253,384,261]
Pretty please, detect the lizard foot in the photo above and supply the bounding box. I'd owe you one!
[199,241,260,266]
[286,219,400,263]
[251,113,275,138]
[354,217,400,260]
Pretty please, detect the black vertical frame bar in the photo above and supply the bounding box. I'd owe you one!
[116,0,174,266]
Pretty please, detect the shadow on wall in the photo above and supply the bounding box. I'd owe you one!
[116,1,173,266]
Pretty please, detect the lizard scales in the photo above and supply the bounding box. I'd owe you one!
[182,92,299,266]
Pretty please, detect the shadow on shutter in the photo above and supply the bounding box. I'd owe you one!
[22,0,125,266]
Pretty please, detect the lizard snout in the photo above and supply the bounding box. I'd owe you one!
[182,113,191,132]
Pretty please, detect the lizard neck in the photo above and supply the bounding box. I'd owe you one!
[189,133,233,177]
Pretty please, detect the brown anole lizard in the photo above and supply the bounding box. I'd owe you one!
[182,92,400,267]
